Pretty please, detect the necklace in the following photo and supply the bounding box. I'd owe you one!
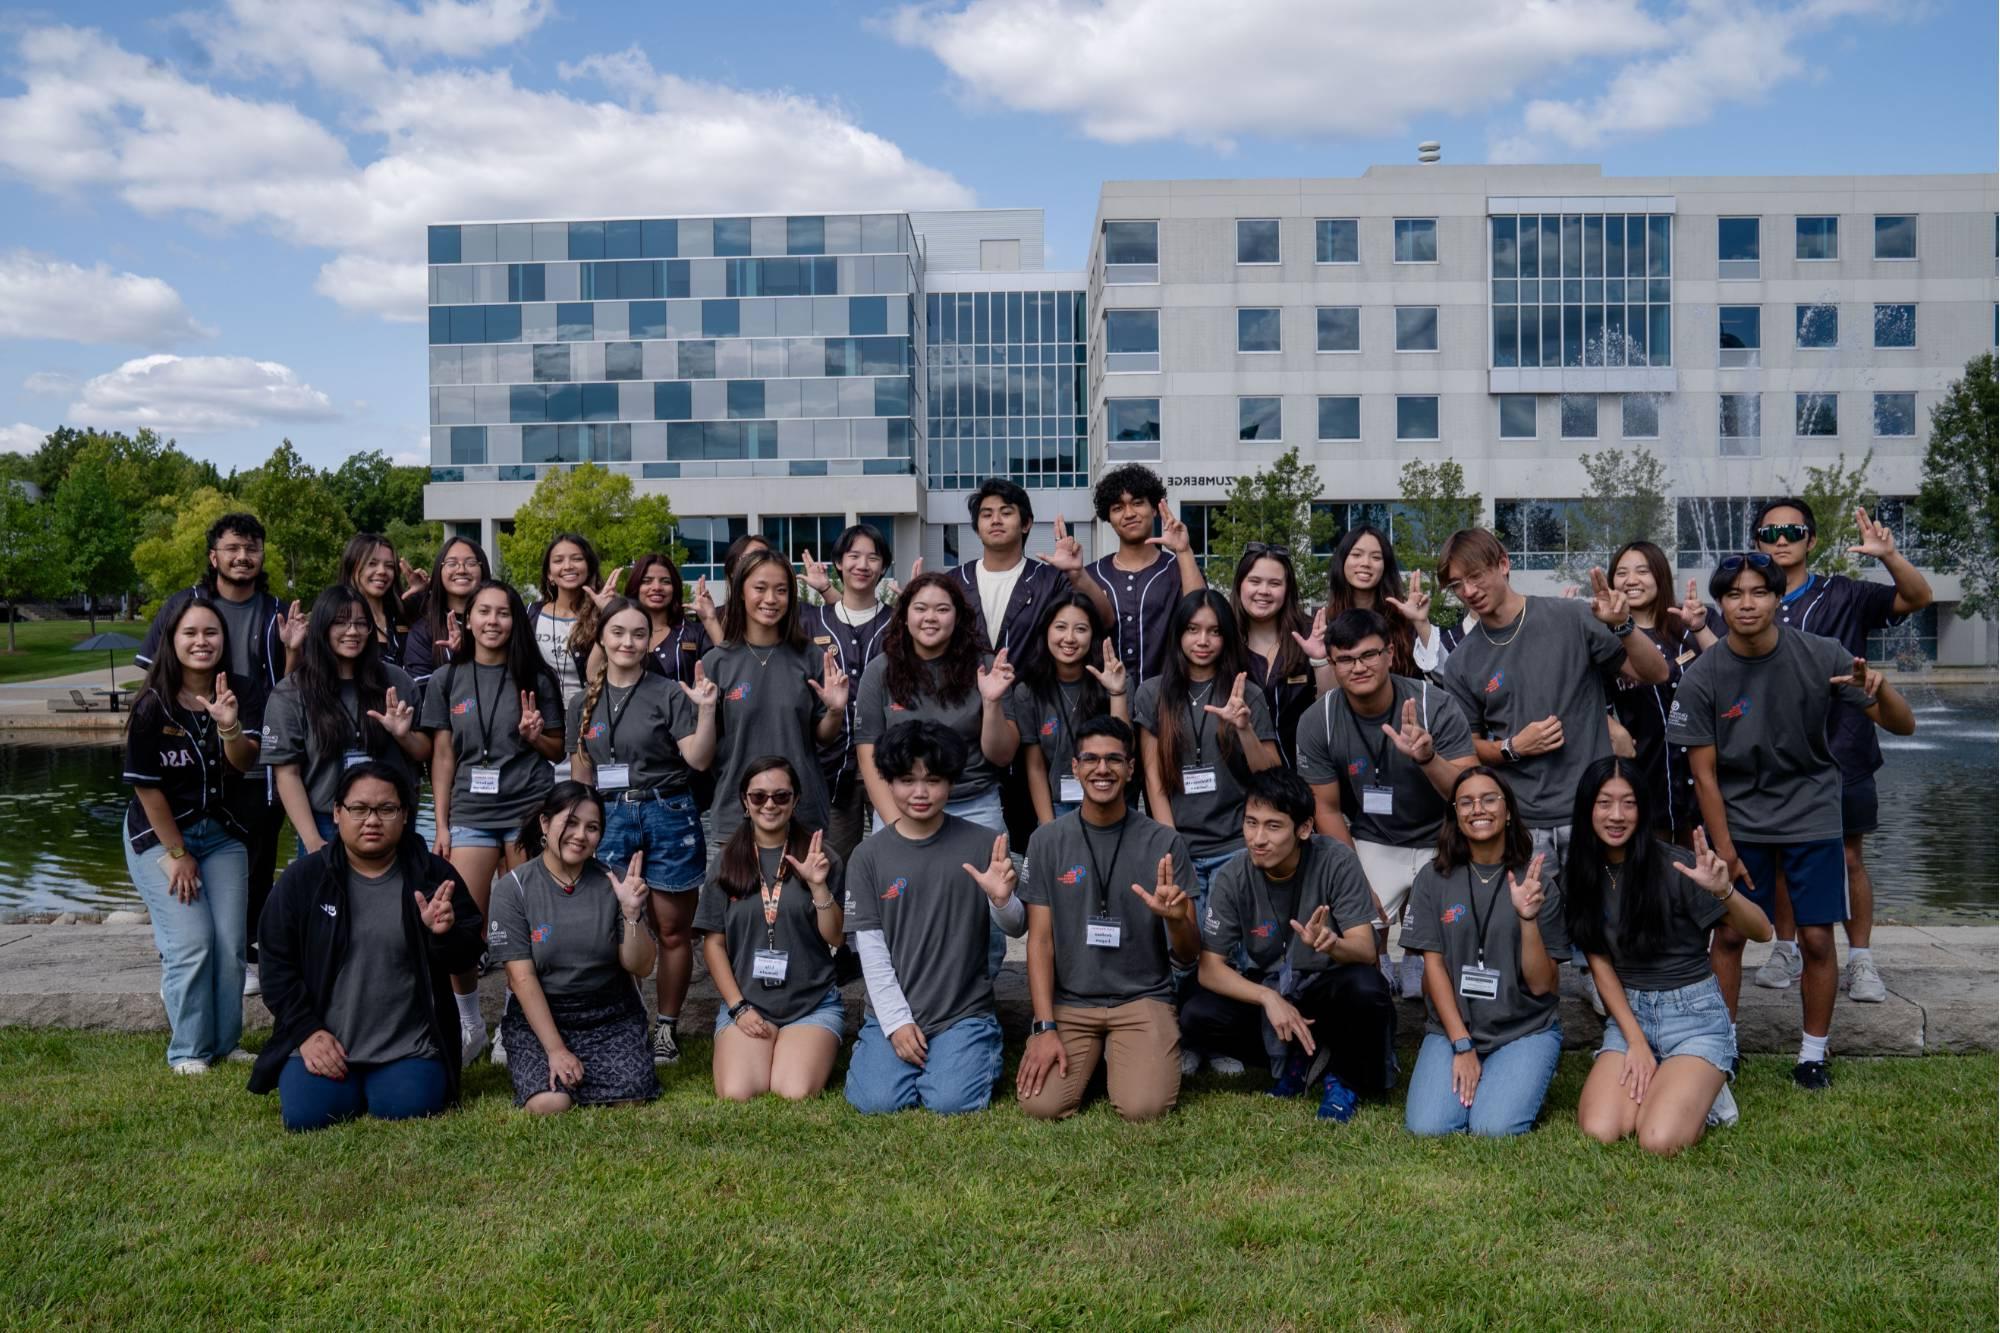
[1469,862,1504,887]
[548,860,584,894]
[1480,599,1530,648]
[746,643,778,669]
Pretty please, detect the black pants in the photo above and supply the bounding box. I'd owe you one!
[244,798,284,962]
[1180,963,1397,1094]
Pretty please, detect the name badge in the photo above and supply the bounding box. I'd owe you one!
[812,636,832,646]
[1676,649,1697,666]
[1361,784,1394,816]
[752,948,789,985]
[468,766,502,795]
[1086,917,1122,949]
[342,750,370,770]
[1286,673,1309,685]
[597,763,631,790]
[1181,766,1218,795]
[1458,964,1502,1001]
[1059,775,1085,805]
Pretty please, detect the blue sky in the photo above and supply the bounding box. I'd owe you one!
[0,0,1991,473]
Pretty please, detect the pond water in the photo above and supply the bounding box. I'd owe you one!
[2,684,1994,921]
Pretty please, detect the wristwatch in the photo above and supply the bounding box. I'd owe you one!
[1611,616,1636,638]
[1029,1020,1059,1037]
[1498,737,1519,764]
[1451,1037,1474,1055]
[165,846,188,861]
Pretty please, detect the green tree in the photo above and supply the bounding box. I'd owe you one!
[132,487,290,616]
[1395,458,1483,626]
[330,450,428,534]
[1787,449,1878,579]
[497,464,679,589]
[0,484,64,651]
[242,440,352,603]
[1565,444,1671,579]
[1207,448,1336,591]
[51,445,136,629]
[1915,352,1999,619]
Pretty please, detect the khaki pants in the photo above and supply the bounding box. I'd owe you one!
[1018,998,1181,1123]
[1355,839,1432,935]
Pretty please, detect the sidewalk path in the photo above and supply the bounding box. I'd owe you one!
[0,923,1989,1056]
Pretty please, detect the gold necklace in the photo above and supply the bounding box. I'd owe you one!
[1469,862,1505,887]
[1479,598,1530,648]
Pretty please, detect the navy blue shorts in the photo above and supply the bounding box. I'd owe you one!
[1840,775,1879,838]
[1740,838,1849,927]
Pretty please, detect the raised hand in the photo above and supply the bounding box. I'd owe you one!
[1385,569,1432,626]
[585,570,624,611]
[890,1022,929,1068]
[548,1047,584,1091]
[1381,697,1435,763]
[1083,637,1128,697]
[1289,904,1338,957]
[192,676,241,733]
[1671,827,1736,900]
[806,646,850,712]
[909,556,923,580]
[1669,578,1707,633]
[517,689,545,742]
[300,1029,347,1081]
[1292,606,1327,661]
[1202,672,1254,733]
[962,833,1017,906]
[680,661,718,710]
[1046,513,1083,572]
[399,557,430,596]
[784,829,832,892]
[801,548,831,596]
[414,879,457,934]
[977,646,1015,703]
[1831,655,1883,700]
[1508,853,1548,920]
[278,599,309,653]
[1129,853,1192,924]
[608,852,648,921]
[1511,714,1564,757]
[1588,567,1629,627]
[444,610,464,658]
[367,684,415,739]
[1849,507,1899,561]
[693,577,715,623]
[1149,500,1192,554]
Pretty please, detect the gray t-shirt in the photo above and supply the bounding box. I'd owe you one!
[843,815,999,1036]
[486,857,626,999]
[324,864,438,1067]
[564,673,698,792]
[1132,674,1277,858]
[417,661,561,830]
[1198,837,1377,986]
[1296,676,1475,848]
[1006,679,1094,810]
[701,643,830,845]
[213,592,262,683]
[1664,627,1871,843]
[854,654,1001,802]
[262,666,421,815]
[1402,860,1572,1056]
[692,843,847,1025]
[1595,845,1728,993]
[1441,596,1627,827]
[1019,810,1193,1008]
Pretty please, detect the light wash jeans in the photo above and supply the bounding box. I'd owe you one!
[127,817,250,1066]
[1190,849,1241,921]
[1404,1023,1563,1138]
[845,1012,1004,1115]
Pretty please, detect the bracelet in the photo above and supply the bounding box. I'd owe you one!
[728,999,753,1019]
[1105,689,1127,697]
[812,896,837,911]
[1308,656,1330,669]
[218,725,243,741]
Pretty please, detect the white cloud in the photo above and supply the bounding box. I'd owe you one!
[0,22,976,322]
[885,0,1669,147]
[22,371,77,395]
[194,0,555,89]
[67,354,339,434]
[0,251,211,345]
[0,424,48,454]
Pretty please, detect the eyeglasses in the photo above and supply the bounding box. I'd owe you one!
[744,790,796,809]
[1442,565,1495,597]
[1754,524,1811,544]
[1717,552,1778,577]
[1074,752,1129,769]
[330,618,372,631]
[440,557,483,572]
[1331,647,1388,670]
[338,802,405,822]
[1454,792,1504,813]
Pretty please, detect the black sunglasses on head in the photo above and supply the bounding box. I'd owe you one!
[1242,542,1292,560]
[1716,552,1778,577]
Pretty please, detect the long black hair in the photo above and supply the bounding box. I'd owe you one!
[539,531,604,656]
[1018,590,1112,722]
[880,571,980,710]
[1563,756,1675,958]
[458,579,547,695]
[623,552,688,628]
[1230,544,1312,682]
[1433,765,1533,874]
[423,534,490,646]
[1152,589,1247,796]
[291,585,396,767]
[133,594,231,726]
[515,781,606,860]
[720,548,806,651]
[715,756,815,901]
[340,532,407,621]
[1326,523,1416,675]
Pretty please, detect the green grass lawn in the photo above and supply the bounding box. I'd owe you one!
[0,1033,1991,1329]
[0,620,141,685]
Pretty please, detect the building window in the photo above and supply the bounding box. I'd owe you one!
[654,381,692,420]
[1395,306,1439,352]
[1104,308,1160,372]
[1396,395,1439,441]
[448,425,486,464]
[1719,305,1761,367]
[1393,218,1437,264]
[1560,394,1598,439]
[1498,395,1536,439]
[1796,393,1838,437]
[556,303,593,341]
[1316,306,1360,353]
[1489,211,1672,367]
[1796,216,1839,260]
[673,516,749,582]
[533,343,570,382]
[429,225,461,264]
[1315,219,1358,264]
[1237,307,1282,353]
[712,218,752,257]
[1874,215,1917,260]
[605,342,643,381]
[1103,220,1159,283]
[1494,498,1593,570]
[1796,303,1838,349]
[1873,392,1917,437]
[1107,398,1161,442]
[1874,303,1917,348]
[1719,393,1761,448]
[1718,217,1760,278]
[929,289,1087,490]
[1318,396,1360,441]
[761,515,845,565]
[1238,396,1282,442]
[1622,394,1661,439]
[1236,219,1281,265]
[1180,502,1226,575]
[786,216,825,256]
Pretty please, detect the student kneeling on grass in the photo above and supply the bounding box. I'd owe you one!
[1016,716,1198,1123]
[487,783,660,1114]
[250,762,484,1132]
[843,720,1027,1115]
[1181,769,1399,1123]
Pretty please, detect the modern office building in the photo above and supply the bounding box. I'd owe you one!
[426,163,1996,661]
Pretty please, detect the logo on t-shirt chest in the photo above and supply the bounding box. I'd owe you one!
[726,683,751,703]
[1346,758,1368,777]
[1056,865,1087,887]
[880,876,907,901]
[1483,671,1505,695]
[1440,903,1467,925]
[1249,920,1276,940]
[1720,696,1752,721]
[452,697,475,716]
[1040,717,1059,739]
[531,922,553,943]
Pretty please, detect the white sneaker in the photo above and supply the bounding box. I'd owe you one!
[1398,954,1425,1000]
[222,1046,254,1064]
[1755,947,1803,990]
[489,1026,508,1068]
[171,1059,211,1076]
[1580,969,1606,1017]
[1844,955,1887,1003]
[1180,1048,1201,1077]
[460,1017,488,1064]
[242,965,260,997]
[1206,1055,1246,1076]
[1706,1082,1740,1129]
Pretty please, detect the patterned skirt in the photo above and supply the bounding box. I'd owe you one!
[502,981,659,1107]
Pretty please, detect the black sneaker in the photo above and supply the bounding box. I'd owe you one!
[652,1018,681,1066]
[1792,1059,1831,1091]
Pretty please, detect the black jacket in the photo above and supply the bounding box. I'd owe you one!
[249,839,484,1102]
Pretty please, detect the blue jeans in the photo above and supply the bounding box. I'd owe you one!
[1598,976,1736,1076]
[1405,1023,1563,1138]
[278,1055,447,1131]
[1190,849,1240,920]
[599,791,704,892]
[845,1012,1003,1115]
[295,812,337,858]
[127,818,249,1066]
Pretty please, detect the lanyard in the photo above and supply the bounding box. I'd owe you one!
[1080,815,1129,919]
[1184,679,1216,761]
[598,680,638,762]
[757,847,787,947]
[1463,864,1508,968]
[346,686,369,750]
[468,663,505,763]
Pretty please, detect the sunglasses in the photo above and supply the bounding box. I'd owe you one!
[1755,523,1812,544]
[744,790,796,809]
[1242,542,1292,560]
[1717,552,1778,577]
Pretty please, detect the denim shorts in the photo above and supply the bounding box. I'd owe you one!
[1596,974,1737,1078]
[713,983,846,1039]
[447,824,511,849]
[599,790,704,892]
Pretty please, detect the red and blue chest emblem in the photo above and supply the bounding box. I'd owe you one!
[726,683,751,703]
[1441,904,1467,925]
[880,877,907,901]
[1721,696,1752,720]
[1483,671,1505,694]
[531,923,553,943]
[1040,717,1059,738]
[1057,865,1087,887]
[451,697,474,716]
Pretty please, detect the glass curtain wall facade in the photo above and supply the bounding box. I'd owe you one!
[1490,211,1674,368]
[925,289,1088,490]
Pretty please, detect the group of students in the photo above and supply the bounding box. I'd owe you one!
[120,463,1927,1150]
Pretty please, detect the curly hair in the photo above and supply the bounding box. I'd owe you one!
[880,572,981,711]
